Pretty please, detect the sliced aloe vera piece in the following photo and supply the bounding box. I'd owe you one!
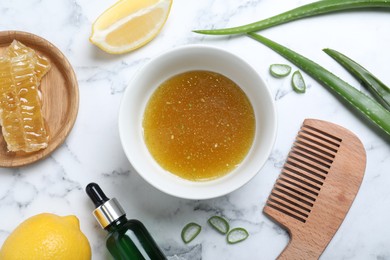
[208,216,230,235]
[226,228,249,244]
[292,70,306,93]
[181,222,201,244]
[270,64,292,78]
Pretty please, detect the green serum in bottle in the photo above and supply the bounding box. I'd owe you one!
[86,183,167,260]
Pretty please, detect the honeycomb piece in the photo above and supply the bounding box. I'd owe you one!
[0,53,49,152]
[6,40,51,81]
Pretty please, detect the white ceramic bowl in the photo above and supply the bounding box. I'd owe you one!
[119,45,277,200]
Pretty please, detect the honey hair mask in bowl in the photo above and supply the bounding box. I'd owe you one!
[119,45,277,200]
[143,70,255,181]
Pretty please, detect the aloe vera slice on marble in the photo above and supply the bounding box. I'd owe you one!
[292,70,306,94]
[208,216,230,235]
[226,228,249,244]
[247,33,390,137]
[194,0,390,35]
[181,222,201,244]
[323,48,390,111]
[270,64,292,78]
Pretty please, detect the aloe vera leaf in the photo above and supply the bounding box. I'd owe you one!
[247,32,390,137]
[194,0,390,35]
[323,48,390,111]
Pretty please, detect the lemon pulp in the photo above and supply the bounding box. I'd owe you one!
[90,0,172,54]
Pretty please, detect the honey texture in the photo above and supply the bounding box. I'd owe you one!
[143,70,255,181]
[6,40,51,82]
[0,41,50,153]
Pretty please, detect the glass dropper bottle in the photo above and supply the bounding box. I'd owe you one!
[86,183,167,260]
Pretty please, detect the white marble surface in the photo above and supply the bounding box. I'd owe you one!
[1,0,390,259]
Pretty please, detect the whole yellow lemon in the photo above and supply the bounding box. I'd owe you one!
[0,213,91,260]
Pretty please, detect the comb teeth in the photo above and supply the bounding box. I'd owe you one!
[266,124,342,223]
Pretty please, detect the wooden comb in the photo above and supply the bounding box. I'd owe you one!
[264,119,366,259]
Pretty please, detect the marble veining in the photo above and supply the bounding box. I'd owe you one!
[1,0,390,259]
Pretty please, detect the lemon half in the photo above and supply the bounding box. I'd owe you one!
[90,0,173,54]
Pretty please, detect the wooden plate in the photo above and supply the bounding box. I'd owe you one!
[0,31,79,167]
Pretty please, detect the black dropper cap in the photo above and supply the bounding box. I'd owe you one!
[85,182,126,229]
[86,183,109,207]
